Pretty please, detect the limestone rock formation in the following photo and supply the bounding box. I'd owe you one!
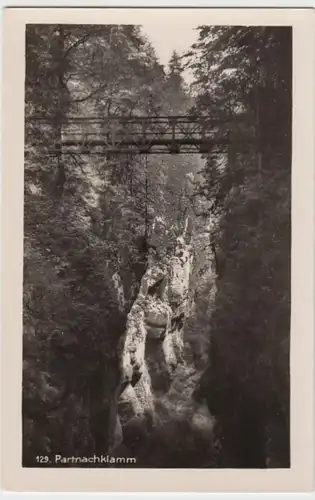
[112,271,125,312]
[114,217,194,439]
[106,213,217,459]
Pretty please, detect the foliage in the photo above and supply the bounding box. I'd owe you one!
[23,24,199,465]
[24,23,291,469]
[187,26,291,467]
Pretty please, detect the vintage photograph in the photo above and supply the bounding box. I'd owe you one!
[23,21,292,469]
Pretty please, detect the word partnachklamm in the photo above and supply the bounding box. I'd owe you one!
[55,455,137,464]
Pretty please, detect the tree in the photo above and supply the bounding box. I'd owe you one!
[23,23,172,464]
[168,50,184,89]
[23,23,205,466]
[187,26,291,467]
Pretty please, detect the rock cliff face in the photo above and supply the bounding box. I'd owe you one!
[120,219,192,409]
[106,213,216,460]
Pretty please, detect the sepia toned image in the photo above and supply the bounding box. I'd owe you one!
[22,21,292,470]
[2,6,314,493]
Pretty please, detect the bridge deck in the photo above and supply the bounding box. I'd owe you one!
[26,115,235,155]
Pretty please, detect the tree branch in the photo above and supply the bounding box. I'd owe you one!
[69,154,86,174]
[44,27,108,85]
[62,27,107,61]
[70,82,109,104]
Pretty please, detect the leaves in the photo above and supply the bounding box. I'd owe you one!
[23,23,201,465]
[188,26,291,467]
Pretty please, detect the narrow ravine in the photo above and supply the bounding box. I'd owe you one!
[23,23,291,469]
[104,208,218,466]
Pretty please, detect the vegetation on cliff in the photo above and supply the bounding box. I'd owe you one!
[187,26,291,467]
[23,24,291,468]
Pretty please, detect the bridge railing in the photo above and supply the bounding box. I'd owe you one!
[25,114,249,155]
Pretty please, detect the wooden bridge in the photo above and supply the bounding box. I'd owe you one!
[27,115,233,155]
